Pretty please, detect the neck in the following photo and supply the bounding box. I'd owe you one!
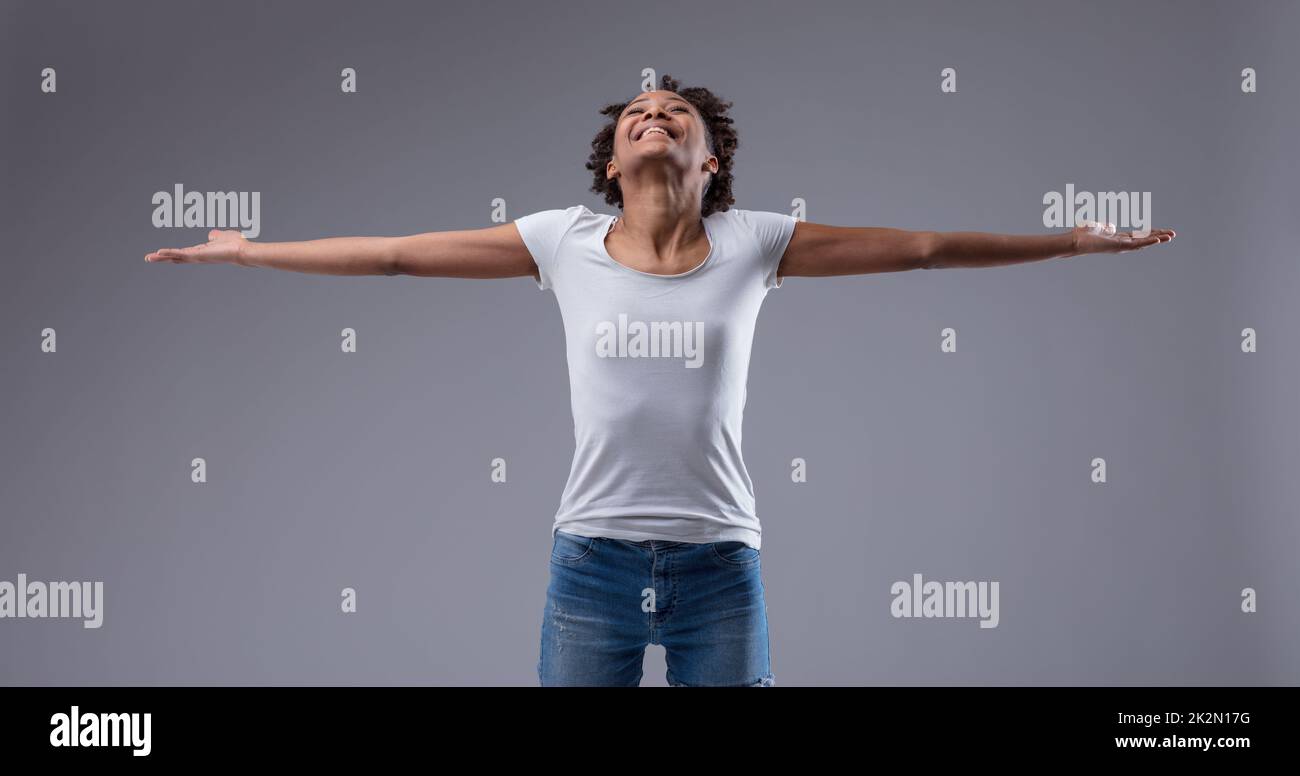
[614,158,708,244]
[616,196,705,254]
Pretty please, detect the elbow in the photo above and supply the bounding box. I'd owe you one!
[916,231,942,270]
[382,237,406,277]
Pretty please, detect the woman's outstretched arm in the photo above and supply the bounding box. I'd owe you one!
[775,220,1176,280]
[145,222,540,280]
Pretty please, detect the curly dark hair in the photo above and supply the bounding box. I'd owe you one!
[585,74,738,218]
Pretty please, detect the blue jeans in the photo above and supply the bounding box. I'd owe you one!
[538,530,775,686]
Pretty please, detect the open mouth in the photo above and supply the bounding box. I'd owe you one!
[635,124,676,142]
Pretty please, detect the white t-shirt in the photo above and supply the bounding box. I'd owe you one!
[514,204,797,549]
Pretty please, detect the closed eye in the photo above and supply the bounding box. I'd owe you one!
[627,107,691,114]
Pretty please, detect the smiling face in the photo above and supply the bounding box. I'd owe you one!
[607,90,718,198]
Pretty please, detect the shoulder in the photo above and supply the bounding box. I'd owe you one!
[514,204,593,230]
[716,207,798,230]
[513,205,601,254]
[711,207,798,249]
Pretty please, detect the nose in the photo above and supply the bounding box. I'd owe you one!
[640,104,669,122]
[634,104,674,138]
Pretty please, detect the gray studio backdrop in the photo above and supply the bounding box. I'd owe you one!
[2,0,1296,685]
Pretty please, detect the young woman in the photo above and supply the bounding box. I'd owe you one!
[145,75,1175,686]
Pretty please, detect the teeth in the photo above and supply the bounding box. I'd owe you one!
[641,127,669,139]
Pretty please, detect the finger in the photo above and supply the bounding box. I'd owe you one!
[1103,222,1116,236]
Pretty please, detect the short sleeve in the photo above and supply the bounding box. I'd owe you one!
[513,205,585,291]
[733,208,798,290]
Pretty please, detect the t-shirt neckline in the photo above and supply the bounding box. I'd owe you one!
[600,213,716,280]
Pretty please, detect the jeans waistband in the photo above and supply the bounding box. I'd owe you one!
[612,538,689,550]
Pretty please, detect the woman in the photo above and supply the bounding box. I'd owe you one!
[145,75,1175,686]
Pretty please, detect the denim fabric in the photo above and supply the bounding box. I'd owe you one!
[539,531,775,687]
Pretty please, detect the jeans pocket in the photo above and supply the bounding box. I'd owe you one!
[551,531,596,565]
[709,540,760,568]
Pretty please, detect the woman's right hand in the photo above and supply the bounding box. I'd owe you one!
[145,229,248,265]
